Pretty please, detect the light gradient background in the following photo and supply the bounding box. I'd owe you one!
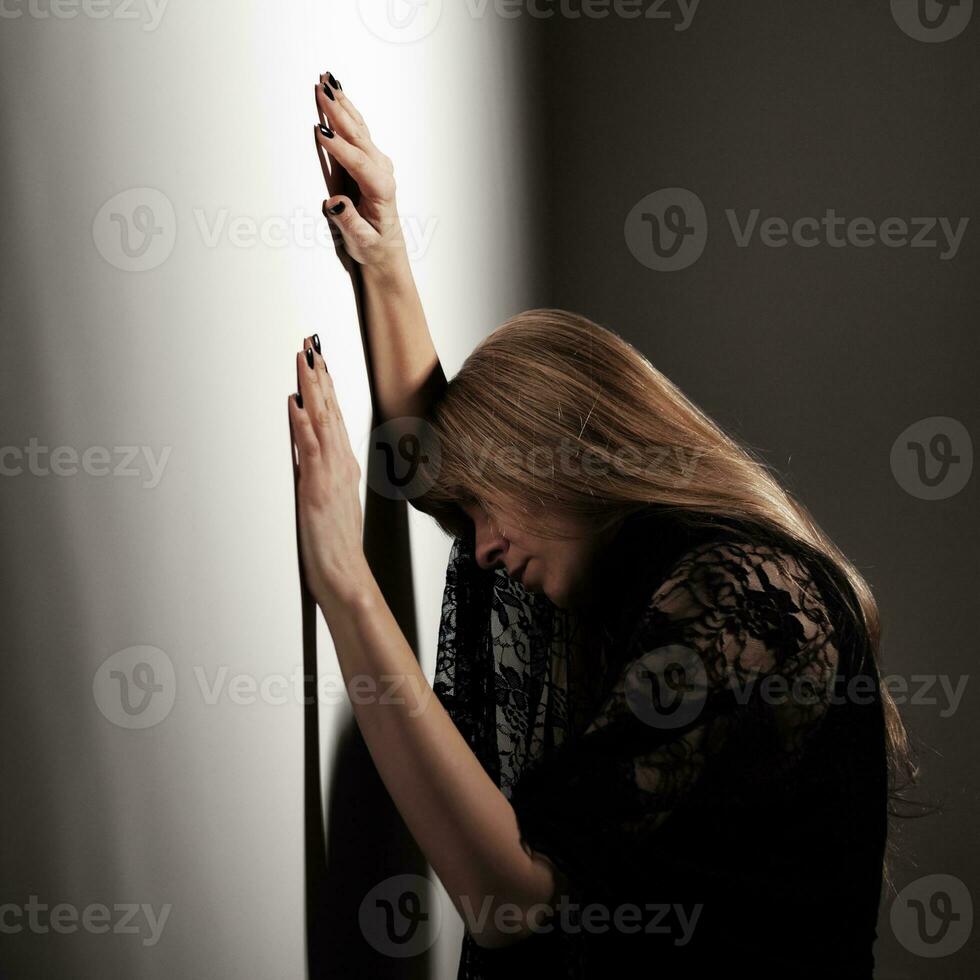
[1,1,976,978]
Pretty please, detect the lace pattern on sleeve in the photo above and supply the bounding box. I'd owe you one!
[575,538,841,835]
[433,531,846,979]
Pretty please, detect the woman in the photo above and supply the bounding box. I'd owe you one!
[292,72,913,977]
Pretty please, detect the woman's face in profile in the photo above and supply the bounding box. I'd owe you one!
[459,500,609,609]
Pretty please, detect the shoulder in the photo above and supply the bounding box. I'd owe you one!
[652,536,830,612]
[633,534,840,680]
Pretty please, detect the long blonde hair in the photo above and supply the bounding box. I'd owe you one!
[415,308,919,882]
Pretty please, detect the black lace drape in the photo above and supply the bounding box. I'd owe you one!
[432,514,888,979]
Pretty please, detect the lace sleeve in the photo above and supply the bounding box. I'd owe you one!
[507,537,841,905]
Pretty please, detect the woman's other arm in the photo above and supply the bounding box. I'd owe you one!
[314,73,447,425]
[360,253,447,423]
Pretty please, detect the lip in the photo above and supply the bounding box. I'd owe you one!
[512,559,530,586]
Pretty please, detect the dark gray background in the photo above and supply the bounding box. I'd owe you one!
[523,1,978,976]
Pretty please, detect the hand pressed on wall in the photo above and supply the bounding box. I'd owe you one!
[314,71,405,271]
[288,334,372,609]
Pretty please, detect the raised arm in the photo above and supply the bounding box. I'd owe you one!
[313,73,447,425]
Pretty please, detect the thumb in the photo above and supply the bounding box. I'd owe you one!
[322,196,377,251]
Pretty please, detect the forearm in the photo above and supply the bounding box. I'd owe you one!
[360,253,447,424]
[318,571,556,947]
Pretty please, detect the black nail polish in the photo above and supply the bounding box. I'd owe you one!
[312,334,322,355]
[328,202,346,216]
[295,392,303,409]
[322,82,335,101]
[318,123,334,139]
[305,347,315,369]
[327,72,341,92]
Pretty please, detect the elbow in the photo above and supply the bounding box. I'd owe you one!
[469,904,553,950]
[462,885,558,950]
[462,850,562,949]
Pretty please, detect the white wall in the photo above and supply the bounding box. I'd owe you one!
[0,2,538,977]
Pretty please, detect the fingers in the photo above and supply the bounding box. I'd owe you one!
[314,126,393,207]
[288,391,320,465]
[319,72,369,131]
[303,334,333,408]
[313,77,394,192]
[314,122,357,204]
[315,80,372,150]
[295,341,354,456]
[321,195,380,252]
[318,71,380,152]
[314,124,378,192]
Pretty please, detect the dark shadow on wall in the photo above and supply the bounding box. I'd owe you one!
[303,271,431,980]
[305,484,432,980]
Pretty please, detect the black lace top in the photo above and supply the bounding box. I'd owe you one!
[433,511,888,979]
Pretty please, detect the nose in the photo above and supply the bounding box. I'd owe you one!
[472,513,509,571]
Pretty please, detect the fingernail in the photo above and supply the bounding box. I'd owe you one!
[312,334,322,355]
[322,82,335,102]
[327,202,346,216]
[305,347,315,369]
[318,123,334,139]
[295,392,304,409]
[327,72,341,91]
